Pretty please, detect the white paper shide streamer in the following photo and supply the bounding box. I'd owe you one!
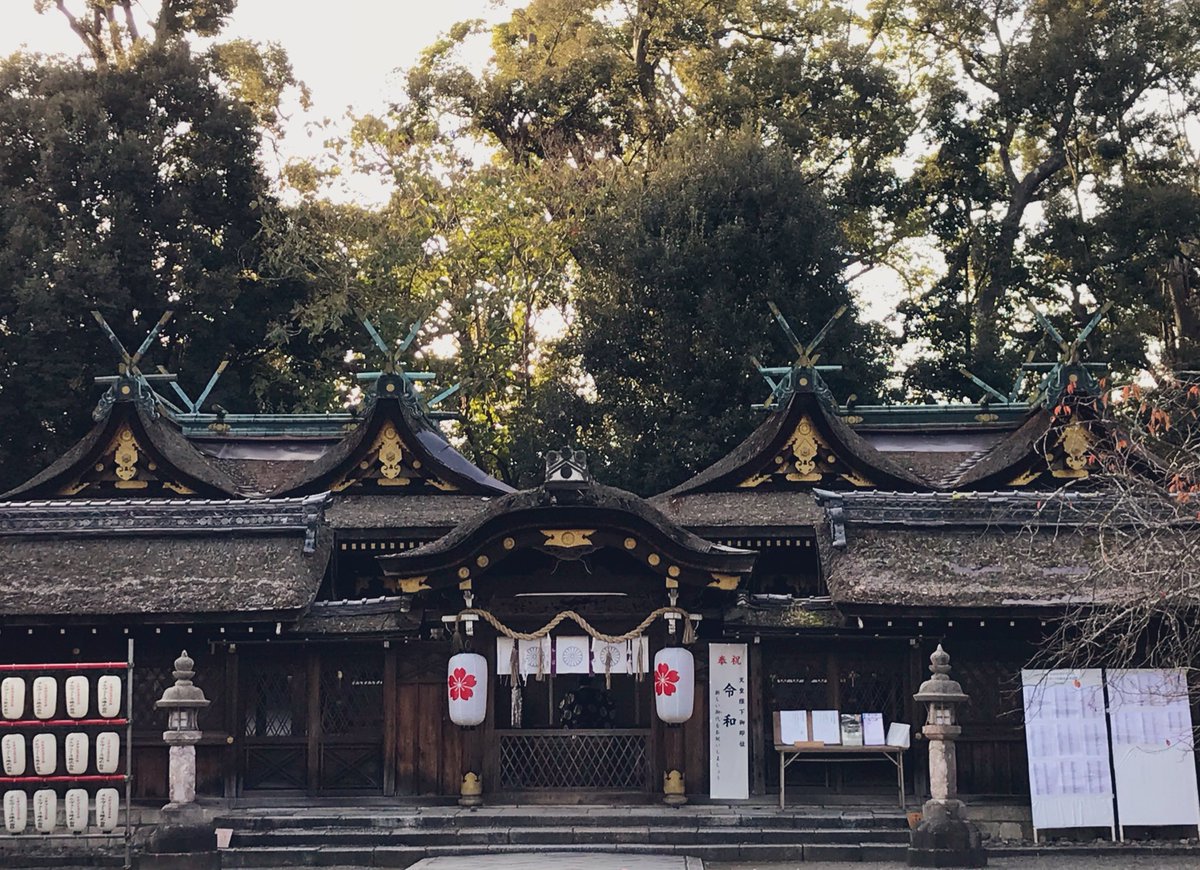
[65,732,89,775]
[95,732,120,774]
[97,676,121,719]
[3,791,27,834]
[33,789,56,834]
[65,676,89,719]
[1,678,25,720]
[65,789,88,833]
[1,734,25,776]
[32,677,56,720]
[32,733,56,776]
[95,788,120,832]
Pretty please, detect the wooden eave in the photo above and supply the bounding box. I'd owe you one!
[377,485,757,594]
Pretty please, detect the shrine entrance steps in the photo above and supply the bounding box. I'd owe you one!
[214,803,911,867]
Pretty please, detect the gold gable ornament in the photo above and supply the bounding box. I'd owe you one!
[1049,421,1093,479]
[737,414,873,489]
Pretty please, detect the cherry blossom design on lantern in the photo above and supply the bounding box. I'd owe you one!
[654,662,680,697]
[448,667,477,701]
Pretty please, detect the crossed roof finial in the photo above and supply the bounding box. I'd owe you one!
[750,303,846,410]
[90,310,176,419]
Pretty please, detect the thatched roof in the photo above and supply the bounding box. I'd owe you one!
[0,496,330,621]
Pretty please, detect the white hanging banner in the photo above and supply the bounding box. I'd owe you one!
[1107,668,1200,836]
[518,637,552,679]
[592,639,628,675]
[1021,669,1114,837]
[496,637,516,676]
[709,642,749,800]
[555,636,591,675]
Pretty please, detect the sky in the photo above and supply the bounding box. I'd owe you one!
[0,1,506,190]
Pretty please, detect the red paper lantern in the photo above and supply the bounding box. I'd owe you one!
[447,652,487,727]
[654,647,694,724]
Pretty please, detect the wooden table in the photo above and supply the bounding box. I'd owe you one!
[775,742,907,810]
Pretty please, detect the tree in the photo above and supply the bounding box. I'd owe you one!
[567,132,891,494]
[0,5,325,491]
[891,0,1200,392]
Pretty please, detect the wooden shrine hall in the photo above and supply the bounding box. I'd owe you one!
[0,311,1186,809]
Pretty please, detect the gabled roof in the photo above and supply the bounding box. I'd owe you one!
[377,482,757,593]
[272,373,512,498]
[2,379,244,500]
[664,371,929,497]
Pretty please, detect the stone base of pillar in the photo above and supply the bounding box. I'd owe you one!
[907,800,986,868]
[143,804,218,863]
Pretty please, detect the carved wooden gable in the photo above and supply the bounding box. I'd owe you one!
[1006,420,1096,486]
[330,417,458,493]
[737,414,874,490]
[58,422,196,497]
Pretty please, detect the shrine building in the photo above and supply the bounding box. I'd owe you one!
[0,314,1179,818]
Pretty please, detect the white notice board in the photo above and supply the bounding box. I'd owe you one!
[1021,669,1115,837]
[709,643,749,799]
[1107,669,1200,836]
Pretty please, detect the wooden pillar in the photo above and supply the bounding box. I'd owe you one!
[749,641,766,796]
[383,644,397,796]
[306,650,321,795]
[224,646,239,799]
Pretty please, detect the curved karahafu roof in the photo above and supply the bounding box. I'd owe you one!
[663,370,928,498]
[272,373,512,498]
[377,481,757,594]
[3,377,243,500]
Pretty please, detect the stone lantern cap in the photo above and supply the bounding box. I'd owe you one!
[913,644,969,705]
[155,650,211,710]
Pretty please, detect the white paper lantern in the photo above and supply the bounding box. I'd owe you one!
[97,676,121,719]
[447,652,487,727]
[95,788,120,832]
[32,677,56,720]
[65,676,89,719]
[95,732,120,774]
[4,791,27,834]
[65,732,88,775]
[653,647,695,724]
[33,789,56,834]
[32,733,56,776]
[65,789,88,833]
[2,734,26,777]
[2,678,25,720]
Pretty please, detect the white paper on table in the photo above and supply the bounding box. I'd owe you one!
[554,636,590,674]
[841,713,864,746]
[811,709,841,744]
[885,722,911,749]
[862,712,886,746]
[779,710,808,744]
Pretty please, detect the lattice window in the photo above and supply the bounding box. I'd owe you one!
[243,746,306,790]
[499,732,648,790]
[244,664,306,738]
[956,659,1026,728]
[320,659,384,737]
[133,653,226,732]
[321,745,384,791]
[839,657,907,723]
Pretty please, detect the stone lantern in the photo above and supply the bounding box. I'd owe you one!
[908,644,986,868]
[142,651,218,870]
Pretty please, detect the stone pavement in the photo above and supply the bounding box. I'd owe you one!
[410,856,702,869]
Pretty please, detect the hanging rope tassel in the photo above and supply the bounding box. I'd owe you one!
[634,637,645,682]
[510,640,522,728]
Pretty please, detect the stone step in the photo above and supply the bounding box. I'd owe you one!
[219,841,898,868]
[228,823,910,849]
[215,810,907,832]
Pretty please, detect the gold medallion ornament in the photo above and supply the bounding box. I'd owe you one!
[737,414,873,488]
[540,529,596,549]
[113,427,140,483]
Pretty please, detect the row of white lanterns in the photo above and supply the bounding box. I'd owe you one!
[1,732,121,776]
[2,788,121,834]
[1,676,122,720]
[448,647,695,727]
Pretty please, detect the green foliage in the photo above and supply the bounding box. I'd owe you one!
[568,132,890,493]
[0,41,328,491]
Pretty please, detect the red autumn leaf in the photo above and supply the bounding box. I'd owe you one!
[654,662,680,697]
